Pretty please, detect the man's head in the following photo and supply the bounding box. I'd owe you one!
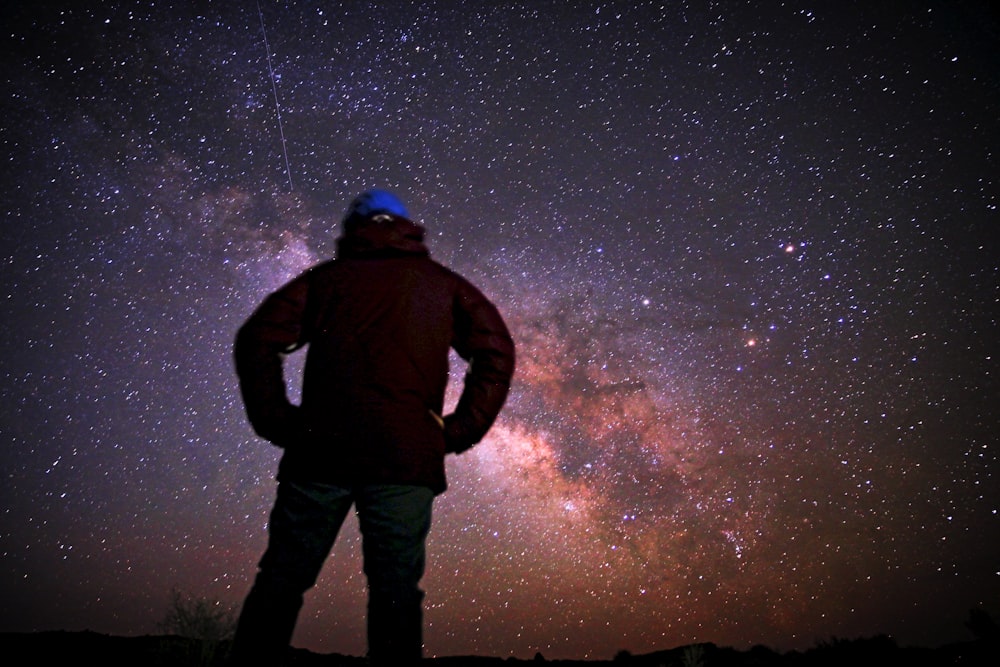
[344,189,409,222]
[338,189,426,253]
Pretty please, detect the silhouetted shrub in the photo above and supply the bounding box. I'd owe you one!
[966,607,999,642]
[156,588,237,666]
[682,643,705,667]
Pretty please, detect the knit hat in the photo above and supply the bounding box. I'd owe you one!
[345,189,409,220]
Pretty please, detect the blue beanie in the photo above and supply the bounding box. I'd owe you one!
[346,189,409,220]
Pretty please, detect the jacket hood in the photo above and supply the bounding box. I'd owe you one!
[337,214,429,257]
[344,189,409,220]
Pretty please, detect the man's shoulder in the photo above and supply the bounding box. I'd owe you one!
[310,254,466,287]
[426,260,488,292]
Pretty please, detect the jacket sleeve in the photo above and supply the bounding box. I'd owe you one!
[233,274,310,447]
[444,278,516,453]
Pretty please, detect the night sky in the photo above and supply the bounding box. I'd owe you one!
[2,1,998,661]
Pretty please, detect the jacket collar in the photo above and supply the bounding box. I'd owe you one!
[336,214,429,258]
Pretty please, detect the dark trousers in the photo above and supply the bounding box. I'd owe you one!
[228,481,434,666]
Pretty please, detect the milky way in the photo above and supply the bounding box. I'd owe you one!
[2,1,998,660]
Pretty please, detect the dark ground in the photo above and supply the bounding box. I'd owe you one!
[0,631,996,666]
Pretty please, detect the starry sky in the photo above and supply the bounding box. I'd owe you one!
[2,1,998,661]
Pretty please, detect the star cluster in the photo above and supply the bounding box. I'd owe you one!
[2,1,997,661]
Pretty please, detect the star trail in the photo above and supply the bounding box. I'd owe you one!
[2,1,997,661]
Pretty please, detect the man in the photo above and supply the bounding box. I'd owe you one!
[228,190,515,665]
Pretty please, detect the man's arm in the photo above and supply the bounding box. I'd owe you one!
[233,276,310,446]
[444,279,516,453]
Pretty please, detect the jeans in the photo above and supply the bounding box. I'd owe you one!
[228,481,434,666]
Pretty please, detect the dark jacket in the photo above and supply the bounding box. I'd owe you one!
[234,214,515,494]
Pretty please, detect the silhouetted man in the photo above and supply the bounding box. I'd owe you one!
[228,190,515,665]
